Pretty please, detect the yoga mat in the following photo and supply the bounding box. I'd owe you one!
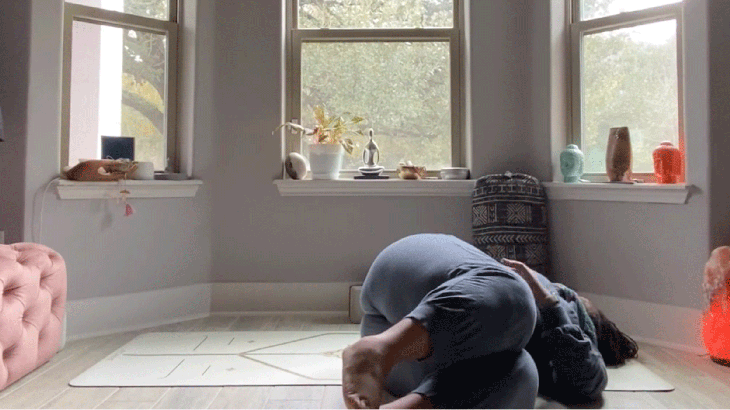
[70,331,673,391]
[605,359,674,392]
[70,331,356,387]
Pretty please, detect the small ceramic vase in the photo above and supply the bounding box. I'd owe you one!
[652,141,682,184]
[560,144,585,183]
[606,127,632,182]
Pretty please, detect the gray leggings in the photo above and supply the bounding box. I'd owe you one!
[360,234,539,409]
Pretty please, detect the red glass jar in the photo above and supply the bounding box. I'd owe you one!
[652,141,683,184]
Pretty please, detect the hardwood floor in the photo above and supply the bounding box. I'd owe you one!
[0,313,728,409]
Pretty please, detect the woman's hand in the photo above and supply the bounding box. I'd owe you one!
[501,258,559,309]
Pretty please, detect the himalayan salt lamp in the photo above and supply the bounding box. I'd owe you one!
[653,141,683,184]
[702,246,730,366]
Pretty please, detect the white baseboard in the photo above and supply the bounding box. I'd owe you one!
[211,282,362,313]
[579,292,707,355]
[65,284,212,341]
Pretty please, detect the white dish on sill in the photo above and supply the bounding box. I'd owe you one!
[440,167,470,180]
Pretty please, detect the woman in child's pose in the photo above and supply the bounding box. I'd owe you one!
[342,233,637,409]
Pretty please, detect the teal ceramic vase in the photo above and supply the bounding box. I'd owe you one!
[560,144,585,183]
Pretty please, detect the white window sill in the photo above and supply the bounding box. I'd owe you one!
[275,179,694,203]
[56,179,203,200]
[542,182,693,204]
[274,179,476,197]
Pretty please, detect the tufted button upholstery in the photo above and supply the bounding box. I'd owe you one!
[0,243,66,391]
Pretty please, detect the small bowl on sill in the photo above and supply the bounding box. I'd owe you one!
[440,167,470,180]
[397,165,427,180]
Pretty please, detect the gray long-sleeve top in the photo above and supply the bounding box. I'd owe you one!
[525,273,608,402]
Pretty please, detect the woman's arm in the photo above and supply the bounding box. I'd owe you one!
[502,259,608,401]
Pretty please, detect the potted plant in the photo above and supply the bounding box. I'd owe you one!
[274,105,366,180]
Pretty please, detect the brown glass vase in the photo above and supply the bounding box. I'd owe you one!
[606,127,632,182]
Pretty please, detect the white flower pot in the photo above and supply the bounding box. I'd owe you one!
[308,143,344,180]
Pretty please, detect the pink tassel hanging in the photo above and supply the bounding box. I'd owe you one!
[125,203,135,217]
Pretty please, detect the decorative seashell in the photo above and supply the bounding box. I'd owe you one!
[285,152,309,180]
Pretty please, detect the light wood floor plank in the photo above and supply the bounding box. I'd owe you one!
[207,386,272,409]
[299,313,353,331]
[152,387,222,409]
[320,386,347,409]
[264,386,326,409]
[228,314,279,331]
[265,399,321,409]
[183,316,239,332]
[149,319,206,333]
[273,314,306,331]
[95,386,170,409]
[268,385,325,401]
[39,387,117,409]
[599,391,664,409]
[96,400,159,409]
[94,386,171,409]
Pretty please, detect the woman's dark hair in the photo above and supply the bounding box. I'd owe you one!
[591,309,639,366]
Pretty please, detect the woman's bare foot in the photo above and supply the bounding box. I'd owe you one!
[342,336,389,409]
[342,319,432,409]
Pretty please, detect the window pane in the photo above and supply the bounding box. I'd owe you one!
[298,0,453,29]
[581,0,681,21]
[301,42,452,171]
[69,21,167,169]
[582,20,679,174]
[65,0,170,21]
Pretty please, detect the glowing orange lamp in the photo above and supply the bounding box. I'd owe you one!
[653,141,683,184]
[702,247,730,366]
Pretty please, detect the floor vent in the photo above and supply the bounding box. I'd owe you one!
[349,285,363,324]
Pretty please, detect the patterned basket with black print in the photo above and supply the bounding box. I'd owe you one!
[472,172,551,277]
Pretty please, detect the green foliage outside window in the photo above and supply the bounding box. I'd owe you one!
[298,0,455,171]
[120,0,168,170]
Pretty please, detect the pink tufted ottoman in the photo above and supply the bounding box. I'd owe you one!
[0,243,66,390]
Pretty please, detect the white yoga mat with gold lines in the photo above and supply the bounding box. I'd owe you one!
[70,331,673,391]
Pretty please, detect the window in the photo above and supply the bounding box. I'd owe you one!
[61,0,178,172]
[570,0,684,180]
[286,0,464,176]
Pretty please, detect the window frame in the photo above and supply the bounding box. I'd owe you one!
[285,0,465,178]
[569,1,685,182]
[61,1,179,173]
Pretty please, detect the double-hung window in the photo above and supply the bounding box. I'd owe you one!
[570,0,684,181]
[61,0,178,172]
[286,0,464,177]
